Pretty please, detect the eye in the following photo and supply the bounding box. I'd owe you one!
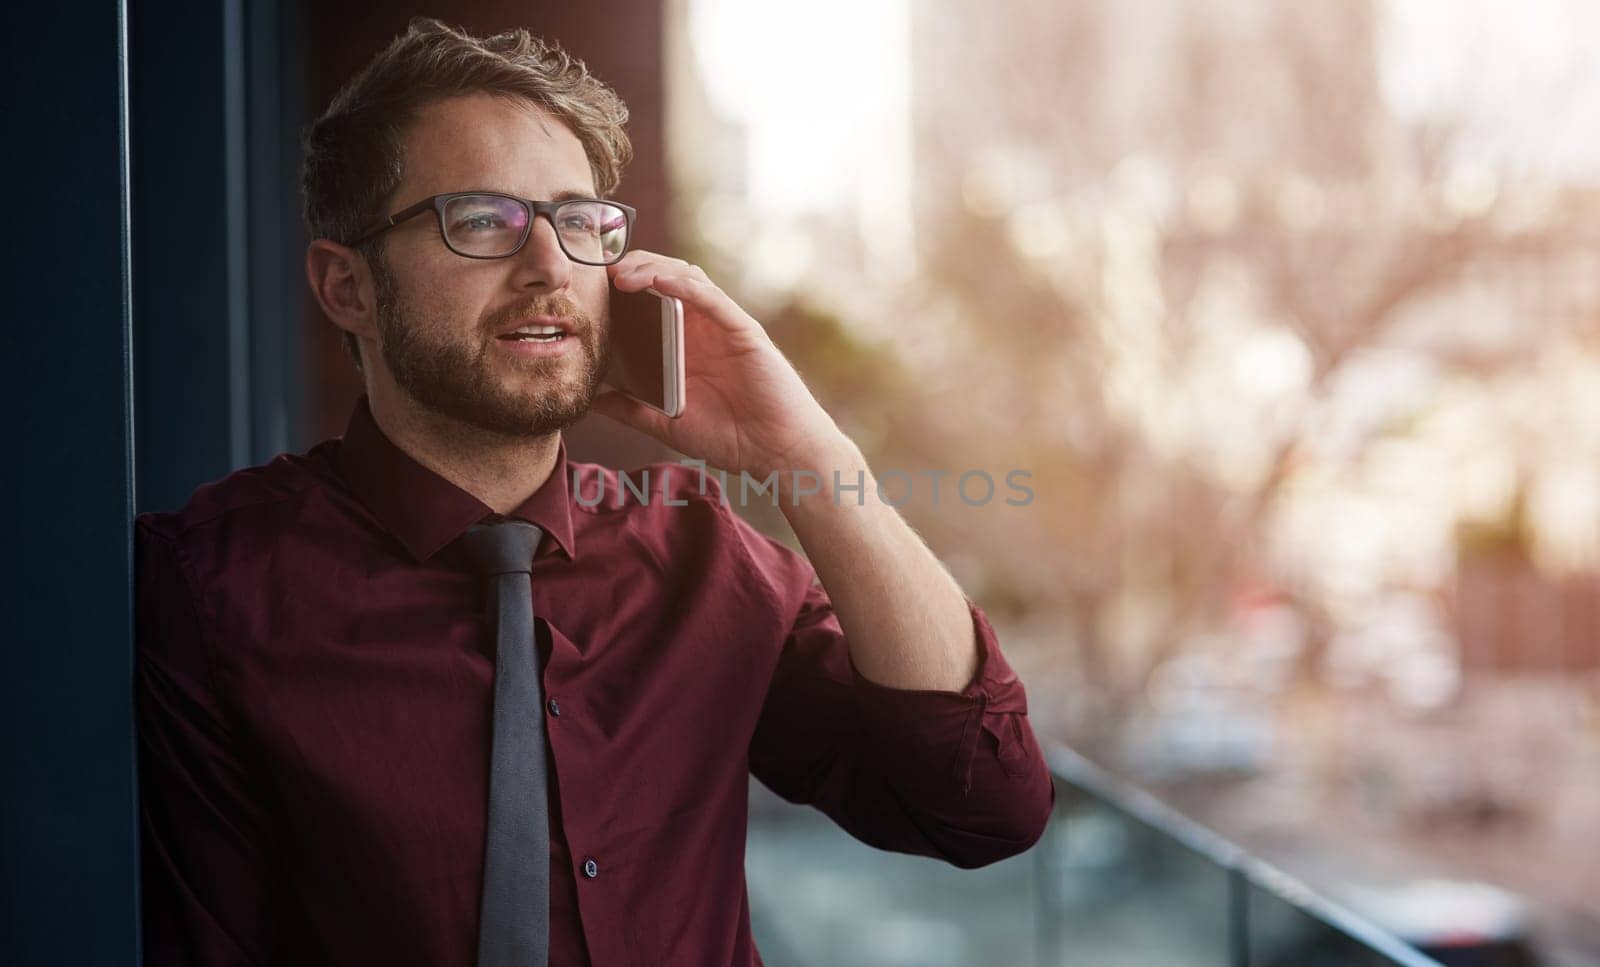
[457,211,506,232]
[559,211,597,233]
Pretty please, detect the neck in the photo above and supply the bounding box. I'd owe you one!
[366,383,561,516]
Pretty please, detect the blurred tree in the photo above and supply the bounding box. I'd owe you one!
[673,0,1600,755]
[894,0,1593,751]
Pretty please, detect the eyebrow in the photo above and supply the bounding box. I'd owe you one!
[458,188,599,202]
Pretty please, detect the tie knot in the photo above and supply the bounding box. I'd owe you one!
[447,519,545,577]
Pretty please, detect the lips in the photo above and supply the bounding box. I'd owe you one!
[495,314,577,339]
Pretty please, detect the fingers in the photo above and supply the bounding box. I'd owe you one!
[608,250,692,289]
[642,271,716,303]
[609,254,759,337]
[648,273,767,338]
[608,250,712,291]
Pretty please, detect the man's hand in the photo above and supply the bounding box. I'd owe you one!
[597,250,980,695]
[591,250,846,479]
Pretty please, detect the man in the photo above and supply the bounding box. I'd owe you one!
[135,17,1054,967]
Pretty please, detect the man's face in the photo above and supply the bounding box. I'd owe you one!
[365,92,612,437]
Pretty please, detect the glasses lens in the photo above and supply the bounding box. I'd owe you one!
[554,201,630,264]
[442,194,531,257]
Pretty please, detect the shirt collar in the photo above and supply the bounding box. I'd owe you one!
[334,394,577,563]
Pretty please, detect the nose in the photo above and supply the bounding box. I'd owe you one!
[508,213,573,292]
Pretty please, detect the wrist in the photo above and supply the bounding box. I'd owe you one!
[776,433,871,511]
[792,431,863,479]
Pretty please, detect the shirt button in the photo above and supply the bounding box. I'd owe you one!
[547,698,561,717]
[582,857,599,879]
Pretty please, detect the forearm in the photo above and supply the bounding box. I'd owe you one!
[778,434,980,693]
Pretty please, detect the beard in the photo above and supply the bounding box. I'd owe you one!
[368,251,611,438]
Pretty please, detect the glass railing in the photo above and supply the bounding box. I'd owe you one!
[745,739,1443,967]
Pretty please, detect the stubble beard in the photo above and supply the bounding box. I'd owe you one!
[368,252,612,438]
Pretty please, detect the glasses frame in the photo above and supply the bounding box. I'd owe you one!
[347,191,637,265]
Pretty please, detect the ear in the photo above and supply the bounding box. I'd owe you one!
[306,239,380,345]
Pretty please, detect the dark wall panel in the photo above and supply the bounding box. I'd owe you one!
[0,4,140,966]
[130,0,243,513]
[132,0,311,514]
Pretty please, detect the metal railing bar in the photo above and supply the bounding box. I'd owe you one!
[1040,738,1445,967]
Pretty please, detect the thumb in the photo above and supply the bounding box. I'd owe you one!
[589,389,670,437]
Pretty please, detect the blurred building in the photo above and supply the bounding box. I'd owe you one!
[1455,556,1600,675]
[908,0,1393,227]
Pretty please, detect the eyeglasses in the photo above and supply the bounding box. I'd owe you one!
[347,191,636,265]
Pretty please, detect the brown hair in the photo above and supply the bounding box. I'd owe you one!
[301,17,633,368]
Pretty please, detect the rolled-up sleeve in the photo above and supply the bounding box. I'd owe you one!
[743,519,1056,869]
[135,516,275,966]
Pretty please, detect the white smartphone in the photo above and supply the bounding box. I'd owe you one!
[603,284,685,418]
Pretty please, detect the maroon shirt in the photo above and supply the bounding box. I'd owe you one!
[134,394,1055,966]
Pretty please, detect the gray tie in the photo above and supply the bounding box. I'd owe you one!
[451,519,550,967]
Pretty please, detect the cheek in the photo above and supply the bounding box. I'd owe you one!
[578,273,610,322]
[402,259,493,334]
[407,294,472,340]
